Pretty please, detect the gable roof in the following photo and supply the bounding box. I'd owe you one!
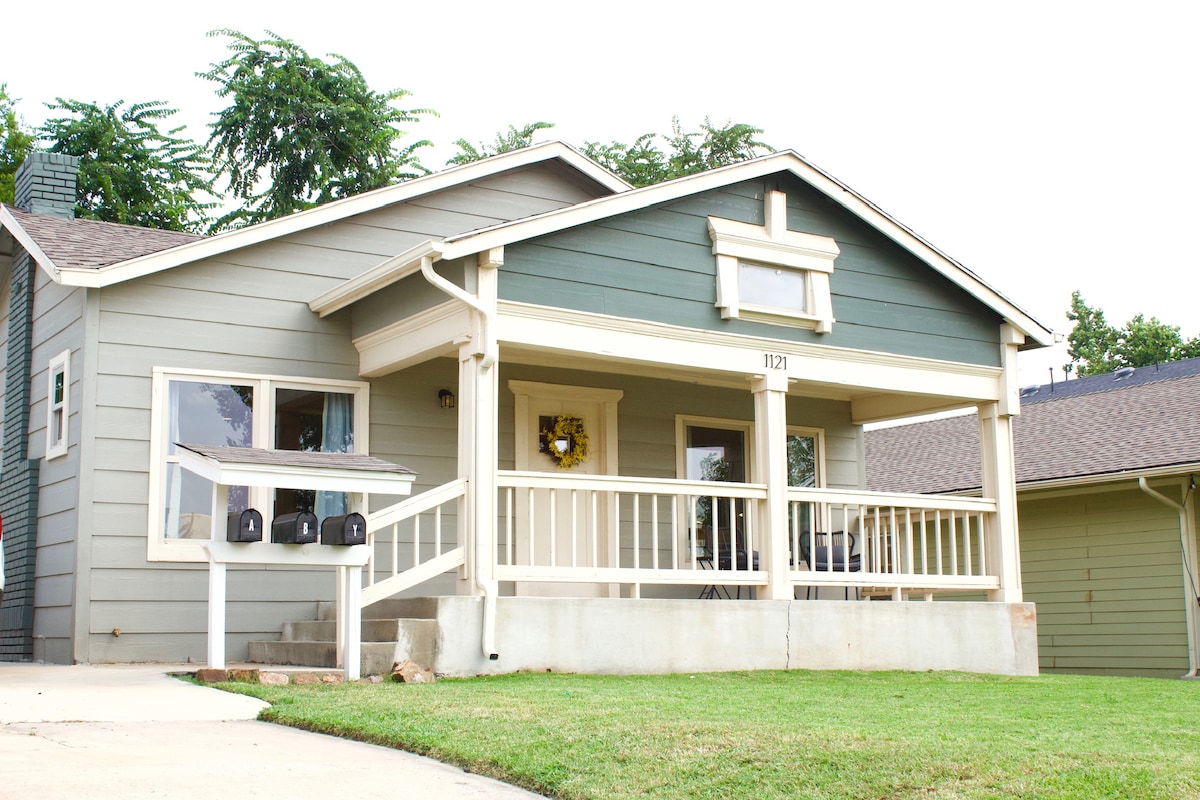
[0,141,628,288]
[867,357,1200,493]
[0,205,202,269]
[310,148,1054,347]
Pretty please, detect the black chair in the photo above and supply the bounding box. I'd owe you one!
[697,547,759,599]
[799,531,861,599]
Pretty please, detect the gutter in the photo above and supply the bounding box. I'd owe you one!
[1138,476,1200,678]
[417,253,500,659]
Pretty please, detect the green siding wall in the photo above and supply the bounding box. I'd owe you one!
[1019,487,1191,678]
[500,175,1002,366]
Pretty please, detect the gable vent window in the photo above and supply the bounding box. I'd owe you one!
[709,190,838,332]
[46,349,70,460]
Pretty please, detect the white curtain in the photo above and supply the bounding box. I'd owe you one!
[315,392,353,519]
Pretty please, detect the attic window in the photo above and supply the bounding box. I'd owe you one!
[708,190,838,332]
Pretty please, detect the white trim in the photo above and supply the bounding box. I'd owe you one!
[49,142,629,289]
[310,240,445,318]
[45,348,70,460]
[497,300,1005,403]
[147,368,370,563]
[353,300,471,377]
[0,204,63,283]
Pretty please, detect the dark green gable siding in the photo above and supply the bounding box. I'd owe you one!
[499,175,1002,366]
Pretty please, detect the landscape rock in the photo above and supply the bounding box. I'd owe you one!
[391,659,436,684]
[259,672,289,686]
[291,672,321,685]
[194,668,229,683]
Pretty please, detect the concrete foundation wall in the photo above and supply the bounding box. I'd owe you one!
[425,597,1039,677]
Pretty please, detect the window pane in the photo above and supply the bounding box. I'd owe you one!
[685,425,747,555]
[274,388,354,517]
[787,434,817,487]
[164,382,253,539]
[739,261,807,313]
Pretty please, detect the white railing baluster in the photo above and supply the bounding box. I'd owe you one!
[651,494,660,570]
[434,506,442,556]
[948,511,958,576]
[548,489,557,567]
[961,510,972,576]
[919,510,928,575]
[976,512,987,576]
[590,490,598,567]
[390,523,398,578]
[571,489,579,568]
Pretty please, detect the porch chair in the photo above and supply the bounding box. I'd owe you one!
[799,531,861,600]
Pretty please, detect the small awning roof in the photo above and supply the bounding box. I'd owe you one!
[175,443,417,494]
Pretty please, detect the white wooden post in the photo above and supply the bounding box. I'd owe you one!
[752,372,791,600]
[978,401,1021,602]
[206,483,230,669]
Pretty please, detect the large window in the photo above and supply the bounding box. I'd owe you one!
[677,417,753,558]
[149,369,368,561]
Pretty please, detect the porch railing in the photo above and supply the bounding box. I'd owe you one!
[361,477,467,606]
[496,471,1001,596]
[787,487,1000,596]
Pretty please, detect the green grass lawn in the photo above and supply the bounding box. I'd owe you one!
[219,670,1200,799]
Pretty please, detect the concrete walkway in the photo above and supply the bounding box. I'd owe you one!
[0,663,545,799]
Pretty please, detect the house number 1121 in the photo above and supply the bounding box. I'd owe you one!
[763,353,787,370]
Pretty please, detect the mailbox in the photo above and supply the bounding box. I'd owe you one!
[271,511,319,544]
[226,509,263,543]
[321,512,367,546]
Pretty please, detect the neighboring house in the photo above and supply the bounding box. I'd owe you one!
[867,359,1200,678]
[0,144,1054,676]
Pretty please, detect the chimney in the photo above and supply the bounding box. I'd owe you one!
[13,152,79,219]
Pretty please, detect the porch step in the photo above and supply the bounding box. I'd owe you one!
[247,611,439,676]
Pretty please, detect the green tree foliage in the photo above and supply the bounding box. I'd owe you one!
[584,117,774,187]
[39,98,214,232]
[447,121,555,166]
[0,84,37,205]
[1065,290,1200,376]
[200,29,434,229]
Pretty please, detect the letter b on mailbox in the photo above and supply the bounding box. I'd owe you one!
[271,511,319,544]
[321,512,366,546]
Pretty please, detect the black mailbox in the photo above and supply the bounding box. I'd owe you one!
[226,509,263,543]
[321,512,367,546]
[271,511,319,544]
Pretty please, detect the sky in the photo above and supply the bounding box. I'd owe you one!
[4,1,1196,387]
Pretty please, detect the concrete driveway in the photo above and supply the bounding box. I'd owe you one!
[0,663,545,799]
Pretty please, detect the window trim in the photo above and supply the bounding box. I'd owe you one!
[709,190,838,332]
[45,349,70,460]
[147,367,370,562]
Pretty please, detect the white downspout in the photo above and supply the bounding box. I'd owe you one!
[419,254,500,659]
[1138,476,1200,678]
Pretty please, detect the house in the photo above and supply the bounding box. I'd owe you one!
[866,359,1200,678]
[0,144,1054,676]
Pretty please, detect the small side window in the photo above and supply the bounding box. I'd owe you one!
[46,349,70,460]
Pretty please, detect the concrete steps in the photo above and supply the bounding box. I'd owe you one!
[247,599,440,676]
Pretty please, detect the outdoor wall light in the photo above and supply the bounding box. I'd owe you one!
[438,389,455,409]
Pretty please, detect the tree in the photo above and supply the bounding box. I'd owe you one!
[1065,290,1200,376]
[200,29,434,229]
[0,84,37,205]
[39,99,214,232]
[584,117,774,187]
[447,121,555,166]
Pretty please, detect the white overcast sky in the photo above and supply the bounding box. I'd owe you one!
[4,1,1196,386]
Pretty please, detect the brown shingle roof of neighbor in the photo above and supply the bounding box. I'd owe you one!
[3,204,202,268]
[867,366,1200,494]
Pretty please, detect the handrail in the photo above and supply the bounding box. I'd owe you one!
[787,485,996,513]
[498,470,768,499]
[367,477,468,530]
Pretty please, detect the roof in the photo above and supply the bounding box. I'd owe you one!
[310,148,1054,346]
[0,141,628,288]
[867,357,1200,492]
[176,443,415,474]
[0,204,202,268]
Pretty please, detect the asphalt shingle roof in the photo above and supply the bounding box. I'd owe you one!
[867,358,1200,493]
[3,204,202,269]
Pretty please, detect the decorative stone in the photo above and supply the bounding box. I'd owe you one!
[391,659,436,684]
[356,675,384,684]
[319,673,345,684]
[291,672,322,685]
[259,672,289,686]
[229,668,260,682]
[194,668,229,683]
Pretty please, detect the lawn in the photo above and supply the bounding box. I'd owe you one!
[219,670,1200,799]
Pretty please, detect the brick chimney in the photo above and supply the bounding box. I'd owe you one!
[13,152,79,219]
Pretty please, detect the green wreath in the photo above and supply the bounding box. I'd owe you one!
[542,415,589,469]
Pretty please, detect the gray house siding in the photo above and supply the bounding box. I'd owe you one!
[499,176,1002,366]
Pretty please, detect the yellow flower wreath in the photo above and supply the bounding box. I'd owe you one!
[542,415,589,469]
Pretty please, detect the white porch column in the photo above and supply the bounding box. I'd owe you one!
[978,401,1021,602]
[752,372,791,600]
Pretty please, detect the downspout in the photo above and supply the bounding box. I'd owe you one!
[418,255,500,659]
[1138,476,1200,678]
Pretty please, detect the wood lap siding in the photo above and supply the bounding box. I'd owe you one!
[1020,489,1190,678]
[500,176,1002,366]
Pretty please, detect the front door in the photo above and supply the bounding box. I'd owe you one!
[509,380,622,597]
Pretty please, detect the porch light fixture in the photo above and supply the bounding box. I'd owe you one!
[438,389,455,409]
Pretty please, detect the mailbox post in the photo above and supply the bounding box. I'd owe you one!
[175,444,416,681]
